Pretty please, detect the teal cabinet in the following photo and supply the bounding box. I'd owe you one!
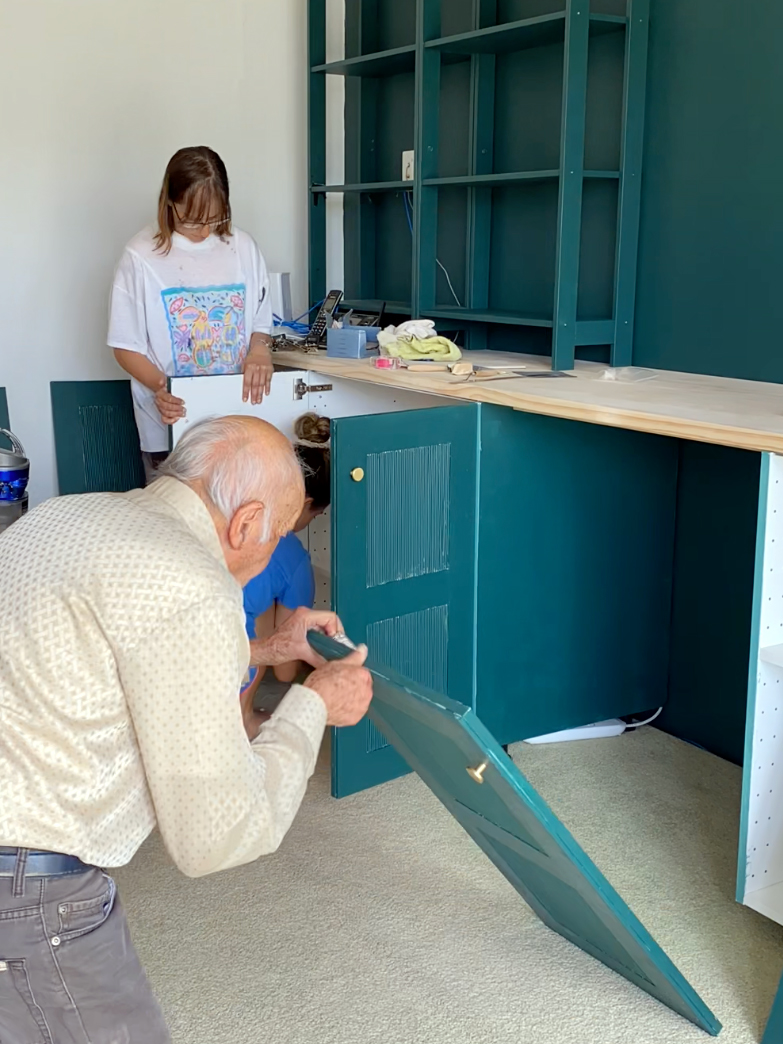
[170,368,770,1034]
[329,399,679,796]
[171,370,680,800]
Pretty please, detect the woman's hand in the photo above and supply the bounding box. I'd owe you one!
[243,334,274,405]
[154,388,186,425]
[113,350,183,424]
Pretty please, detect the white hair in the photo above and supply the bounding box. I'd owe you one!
[158,416,303,541]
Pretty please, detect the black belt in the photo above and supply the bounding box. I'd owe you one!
[0,847,93,877]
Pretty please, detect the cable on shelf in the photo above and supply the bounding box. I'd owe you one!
[272,300,324,338]
[403,191,462,308]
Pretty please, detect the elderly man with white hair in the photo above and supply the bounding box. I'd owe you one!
[0,415,372,1044]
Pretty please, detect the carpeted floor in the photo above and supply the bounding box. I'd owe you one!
[114,727,783,1044]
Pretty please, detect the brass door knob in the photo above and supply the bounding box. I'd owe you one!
[350,467,365,482]
[466,761,488,784]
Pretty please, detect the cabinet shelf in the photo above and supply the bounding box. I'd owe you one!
[312,45,416,78]
[342,299,412,316]
[425,171,558,187]
[423,170,620,188]
[424,308,554,329]
[426,13,626,58]
[425,311,615,345]
[311,181,410,195]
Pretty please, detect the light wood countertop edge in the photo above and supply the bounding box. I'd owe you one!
[272,350,783,455]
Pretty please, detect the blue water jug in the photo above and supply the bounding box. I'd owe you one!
[0,430,29,502]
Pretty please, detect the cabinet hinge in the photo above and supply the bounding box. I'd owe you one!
[294,380,333,400]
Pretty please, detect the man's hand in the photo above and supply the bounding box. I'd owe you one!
[305,647,373,727]
[243,335,274,405]
[249,607,344,669]
[243,707,272,742]
[154,388,186,425]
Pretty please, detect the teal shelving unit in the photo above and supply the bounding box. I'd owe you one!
[309,0,649,369]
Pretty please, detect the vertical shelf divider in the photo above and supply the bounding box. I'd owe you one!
[308,0,327,305]
[552,0,589,371]
[612,0,651,367]
[465,0,498,350]
[413,0,441,316]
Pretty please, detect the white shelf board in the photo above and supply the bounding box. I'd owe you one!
[744,880,783,925]
[760,644,783,668]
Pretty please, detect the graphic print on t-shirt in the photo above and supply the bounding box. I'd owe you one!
[162,284,247,376]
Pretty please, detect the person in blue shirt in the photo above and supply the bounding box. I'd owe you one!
[240,438,330,722]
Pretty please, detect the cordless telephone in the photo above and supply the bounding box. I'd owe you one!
[306,290,344,346]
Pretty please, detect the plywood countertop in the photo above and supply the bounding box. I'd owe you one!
[272,348,783,454]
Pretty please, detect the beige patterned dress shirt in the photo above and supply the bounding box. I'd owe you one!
[0,477,327,877]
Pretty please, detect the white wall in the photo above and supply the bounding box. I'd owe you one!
[0,0,309,504]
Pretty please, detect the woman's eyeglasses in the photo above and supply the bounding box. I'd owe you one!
[171,202,225,230]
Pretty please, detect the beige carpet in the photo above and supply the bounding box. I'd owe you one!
[114,728,783,1044]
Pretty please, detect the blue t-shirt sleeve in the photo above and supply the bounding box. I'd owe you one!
[242,534,315,633]
[278,557,316,611]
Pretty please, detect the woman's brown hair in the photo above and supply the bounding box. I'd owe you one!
[294,413,331,510]
[154,146,232,254]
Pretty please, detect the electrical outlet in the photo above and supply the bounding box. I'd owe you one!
[402,150,415,182]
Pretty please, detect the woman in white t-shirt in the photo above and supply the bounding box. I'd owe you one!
[108,146,275,480]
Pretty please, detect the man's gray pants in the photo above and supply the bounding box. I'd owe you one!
[0,852,170,1044]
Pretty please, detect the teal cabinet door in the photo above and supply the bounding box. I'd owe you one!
[330,404,480,798]
[50,381,144,494]
[312,632,721,1035]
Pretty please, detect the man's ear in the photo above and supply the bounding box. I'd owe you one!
[227,501,267,550]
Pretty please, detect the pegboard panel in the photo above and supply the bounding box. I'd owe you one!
[313,565,331,612]
[743,452,783,925]
[307,508,332,574]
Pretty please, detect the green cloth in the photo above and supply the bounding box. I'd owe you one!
[384,336,462,361]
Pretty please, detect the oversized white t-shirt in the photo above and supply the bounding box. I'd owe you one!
[108,226,273,451]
